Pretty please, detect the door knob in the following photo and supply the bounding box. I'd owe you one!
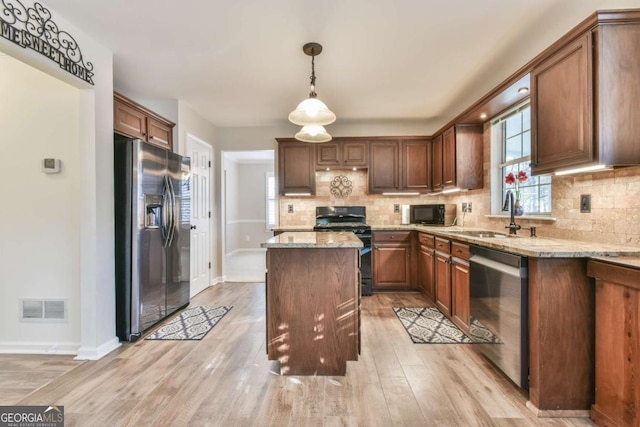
[190,225,197,230]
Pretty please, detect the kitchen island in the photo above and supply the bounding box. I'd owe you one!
[261,232,362,375]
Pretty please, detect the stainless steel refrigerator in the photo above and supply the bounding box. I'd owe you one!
[114,136,191,341]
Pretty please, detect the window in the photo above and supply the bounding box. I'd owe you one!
[266,172,277,229]
[492,103,552,215]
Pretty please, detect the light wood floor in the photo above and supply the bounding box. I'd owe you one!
[0,283,595,426]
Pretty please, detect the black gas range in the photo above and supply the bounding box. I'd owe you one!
[313,206,372,296]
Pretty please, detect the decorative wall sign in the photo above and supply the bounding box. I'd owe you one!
[0,0,94,85]
[330,175,352,199]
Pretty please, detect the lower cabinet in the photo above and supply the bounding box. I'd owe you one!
[373,231,412,289]
[450,242,470,334]
[417,233,435,300]
[434,237,452,317]
[587,259,640,427]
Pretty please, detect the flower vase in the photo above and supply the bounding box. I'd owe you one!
[514,199,524,216]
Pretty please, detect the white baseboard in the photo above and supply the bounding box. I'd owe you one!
[212,276,224,285]
[0,341,80,355]
[226,248,267,256]
[75,337,121,360]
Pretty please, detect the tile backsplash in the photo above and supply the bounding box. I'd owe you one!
[280,126,640,247]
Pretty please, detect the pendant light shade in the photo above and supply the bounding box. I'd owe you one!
[290,42,336,139]
[294,125,332,143]
[289,97,336,126]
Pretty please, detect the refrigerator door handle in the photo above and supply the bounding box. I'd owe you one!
[161,175,172,248]
[166,175,177,247]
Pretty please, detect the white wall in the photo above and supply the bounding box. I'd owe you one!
[0,55,80,352]
[0,1,117,358]
[224,159,274,254]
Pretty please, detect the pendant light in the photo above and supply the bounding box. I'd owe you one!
[289,42,336,141]
[295,125,332,143]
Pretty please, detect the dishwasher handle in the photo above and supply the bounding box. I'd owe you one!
[470,254,524,278]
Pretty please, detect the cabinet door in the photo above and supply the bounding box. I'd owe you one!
[316,142,341,168]
[369,140,400,193]
[531,32,593,175]
[431,134,443,190]
[114,99,147,140]
[343,142,368,167]
[435,252,451,317]
[402,139,431,193]
[147,117,173,150]
[373,243,410,288]
[418,245,435,300]
[278,142,315,195]
[451,257,470,333]
[443,127,456,188]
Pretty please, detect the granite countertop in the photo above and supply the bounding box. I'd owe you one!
[372,224,640,258]
[271,224,640,257]
[271,225,315,232]
[262,231,363,249]
[589,256,640,269]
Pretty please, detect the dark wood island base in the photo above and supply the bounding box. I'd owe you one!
[263,232,361,376]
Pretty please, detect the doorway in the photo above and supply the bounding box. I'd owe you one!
[186,134,214,297]
[221,150,275,282]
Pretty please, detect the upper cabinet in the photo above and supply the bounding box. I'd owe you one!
[114,92,175,151]
[531,12,640,175]
[432,125,483,191]
[401,138,432,193]
[315,140,368,170]
[277,140,316,195]
[368,140,401,193]
[368,138,431,194]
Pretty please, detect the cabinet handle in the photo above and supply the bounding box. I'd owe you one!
[149,135,154,139]
[456,249,462,253]
[142,132,147,136]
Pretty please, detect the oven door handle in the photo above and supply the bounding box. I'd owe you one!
[360,247,372,256]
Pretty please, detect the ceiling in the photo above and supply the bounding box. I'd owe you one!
[48,0,640,130]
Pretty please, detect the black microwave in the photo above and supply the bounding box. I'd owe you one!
[410,204,457,226]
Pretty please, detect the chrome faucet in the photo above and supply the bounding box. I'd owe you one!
[503,190,521,236]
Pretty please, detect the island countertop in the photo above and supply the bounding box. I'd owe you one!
[261,231,363,249]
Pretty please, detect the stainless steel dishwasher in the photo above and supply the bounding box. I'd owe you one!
[469,245,528,389]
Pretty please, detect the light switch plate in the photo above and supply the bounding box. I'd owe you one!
[580,194,591,213]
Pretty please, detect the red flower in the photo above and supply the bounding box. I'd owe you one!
[517,170,528,183]
[504,172,516,185]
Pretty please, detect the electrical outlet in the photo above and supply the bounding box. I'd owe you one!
[467,202,472,213]
[394,204,400,213]
[580,194,591,213]
[287,204,294,213]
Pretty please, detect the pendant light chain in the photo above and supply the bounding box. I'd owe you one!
[309,52,317,97]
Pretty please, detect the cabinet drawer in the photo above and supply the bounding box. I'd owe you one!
[451,242,470,260]
[434,237,451,253]
[373,231,411,243]
[418,233,435,248]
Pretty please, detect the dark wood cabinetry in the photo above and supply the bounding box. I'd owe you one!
[531,15,640,175]
[315,140,368,169]
[434,237,452,317]
[114,92,175,151]
[431,134,444,190]
[402,139,431,193]
[531,33,593,175]
[450,242,470,334]
[437,125,483,190]
[587,259,640,427]
[369,140,401,193]
[373,231,412,289]
[277,140,315,195]
[417,233,435,300]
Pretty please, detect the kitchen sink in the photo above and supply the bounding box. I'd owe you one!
[449,230,508,238]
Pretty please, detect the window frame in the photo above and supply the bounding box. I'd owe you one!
[490,102,552,216]
[265,171,277,230]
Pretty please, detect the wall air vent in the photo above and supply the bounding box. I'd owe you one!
[20,299,67,322]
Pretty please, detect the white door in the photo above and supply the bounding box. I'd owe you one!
[187,134,213,297]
